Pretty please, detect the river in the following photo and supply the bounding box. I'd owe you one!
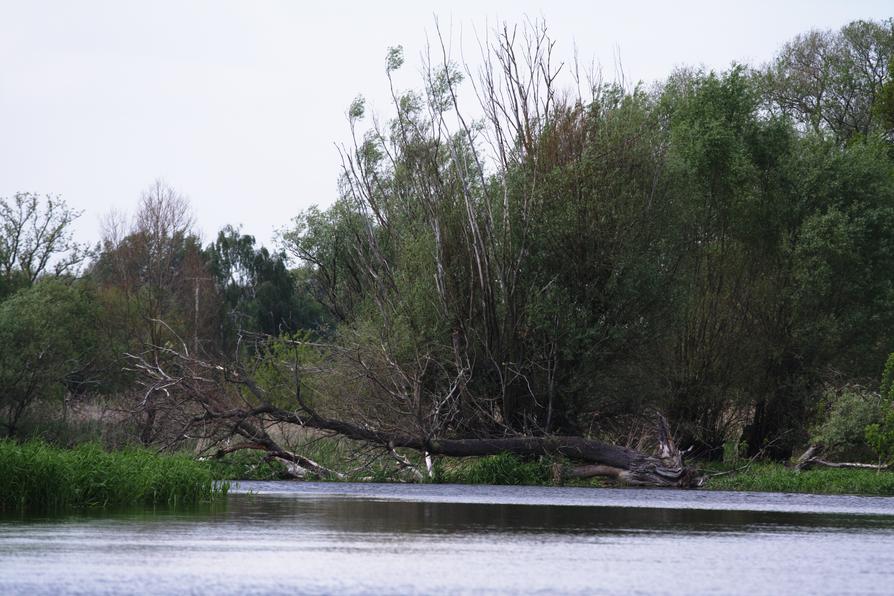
[2,482,894,594]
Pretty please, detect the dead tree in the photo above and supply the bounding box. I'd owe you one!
[794,445,890,472]
[126,340,703,488]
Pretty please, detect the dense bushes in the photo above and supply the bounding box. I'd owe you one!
[810,389,885,460]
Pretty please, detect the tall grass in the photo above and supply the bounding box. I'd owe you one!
[706,462,894,495]
[0,440,228,512]
[437,453,551,485]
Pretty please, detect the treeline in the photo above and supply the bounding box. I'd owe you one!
[0,184,327,442]
[2,18,894,465]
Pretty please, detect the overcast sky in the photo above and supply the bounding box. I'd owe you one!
[2,1,891,248]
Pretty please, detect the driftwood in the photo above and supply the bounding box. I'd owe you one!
[794,445,890,472]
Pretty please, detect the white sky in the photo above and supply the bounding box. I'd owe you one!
[2,1,891,248]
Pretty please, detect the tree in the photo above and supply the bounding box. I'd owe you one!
[281,23,682,441]
[123,19,894,476]
[763,18,894,143]
[120,21,697,487]
[0,193,91,299]
[206,225,326,343]
[0,279,99,436]
[91,180,217,444]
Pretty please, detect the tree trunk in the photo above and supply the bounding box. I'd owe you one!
[794,445,890,472]
[255,405,703,487]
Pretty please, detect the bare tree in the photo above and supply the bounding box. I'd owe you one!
[95,180,217,444]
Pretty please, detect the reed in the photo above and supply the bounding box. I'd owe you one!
[0,440,228,512]
[437,453,551,486]
[706,462,894,495]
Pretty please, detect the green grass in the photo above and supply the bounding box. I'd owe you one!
[184,440,894,496]
[436,453,552,485]
[705,462,894,495]
[0,440,228,512]
[206,450,291,481]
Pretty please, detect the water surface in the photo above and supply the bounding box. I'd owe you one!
[2,482,894,595]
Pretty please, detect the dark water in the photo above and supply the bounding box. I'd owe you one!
[2,482,894,595]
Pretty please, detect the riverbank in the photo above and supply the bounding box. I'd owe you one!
[0,440,227,511]
[208,449,894,496]
[705,462,894,495]
[6,440,892,508]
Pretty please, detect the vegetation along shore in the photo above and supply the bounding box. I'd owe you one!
[2,17,894,498]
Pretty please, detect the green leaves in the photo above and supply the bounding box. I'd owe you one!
[0,279,101,434]
[386,45,404,73]
[865,409,894,466]
[348,95,366,121]
[763,18,894,143]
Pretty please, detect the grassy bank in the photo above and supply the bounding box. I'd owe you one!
[206,446,894,496]
[704,462,894,496]
[0,440,227,512]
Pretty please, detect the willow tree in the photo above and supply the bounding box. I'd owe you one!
[198,21,695,485]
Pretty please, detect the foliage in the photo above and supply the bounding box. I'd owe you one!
[865,409,894,466]
[809,389,884,460]
[0,440,227,511]
[269,19,894,462]
[4,19,894,476]
[762,18,894,143]
[205,450,290,481]
[0,192,92,298]
[865,361,894,465]
[0,279,101,436]
[206,225,326,343]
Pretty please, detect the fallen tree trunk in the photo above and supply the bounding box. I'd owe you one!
[247,404,703,487]
[795,445,890,472]
[128,349,704,488]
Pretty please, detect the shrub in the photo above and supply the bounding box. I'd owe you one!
[809,388,882,460]
[865,407,894,466]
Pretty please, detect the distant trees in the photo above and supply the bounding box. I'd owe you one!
[89,181,218,443]
[0,193,97,436]
[763,18,893,143]
[92,181,212,352]
[0,193,91,299]
[206,225,326,345]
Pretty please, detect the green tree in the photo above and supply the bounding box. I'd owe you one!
[0,279,100,436]
[206,225,326,342]
[763,18,894,143]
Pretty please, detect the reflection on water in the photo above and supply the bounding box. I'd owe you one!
[2,483,894,595]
